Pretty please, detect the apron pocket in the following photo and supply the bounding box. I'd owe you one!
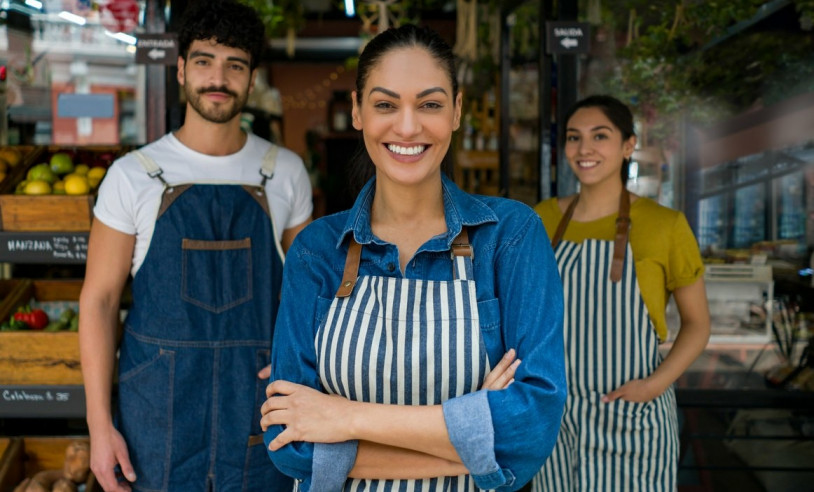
[182,238,253,313]
[118,348,175,491]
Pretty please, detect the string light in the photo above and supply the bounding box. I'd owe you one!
[282,65,348,112]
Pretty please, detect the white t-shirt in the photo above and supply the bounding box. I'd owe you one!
[94,133,313,276]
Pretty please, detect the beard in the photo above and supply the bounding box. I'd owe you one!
[185,84,249,124]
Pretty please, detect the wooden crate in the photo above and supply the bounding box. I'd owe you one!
[0,146,43,196]
[0,145,122,232]
[0,437,99,492]
[0,279,84,385]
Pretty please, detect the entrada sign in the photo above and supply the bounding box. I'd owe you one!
[136,34,180,65]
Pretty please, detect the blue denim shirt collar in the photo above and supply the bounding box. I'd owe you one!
[336,173,498,251]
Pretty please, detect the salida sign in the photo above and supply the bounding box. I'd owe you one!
[546,22,591,55]
[98,0,139,33]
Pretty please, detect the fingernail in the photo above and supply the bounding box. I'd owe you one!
[511,359,521,368]
[126,472,137,481]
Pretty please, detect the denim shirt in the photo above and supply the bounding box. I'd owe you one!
[265,175,566,491]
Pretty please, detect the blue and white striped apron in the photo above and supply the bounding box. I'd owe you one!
[315,229,491,491]
[532,235,680,491]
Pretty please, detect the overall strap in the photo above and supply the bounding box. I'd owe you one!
[259,145,279,187]
[132,149,170,187]
[550,189,631,283]
[335,239,362,298]
[334,227,473,298]
[451,227,474,280]
[550,196,579,249]
[610,188,631,282]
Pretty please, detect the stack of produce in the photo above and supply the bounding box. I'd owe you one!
[12,441,90,492]
[0,147,23,184]
[15,151,107,196]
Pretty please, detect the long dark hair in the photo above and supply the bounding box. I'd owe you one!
[563,95,636,183]
[177,0,266,71]
[348,24,458,194]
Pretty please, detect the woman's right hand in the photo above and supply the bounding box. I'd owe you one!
[90,425,136,492]
[481,349,520,390]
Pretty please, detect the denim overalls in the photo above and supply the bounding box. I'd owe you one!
[116,148,292,492]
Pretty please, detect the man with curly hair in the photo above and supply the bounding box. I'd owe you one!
[79,1,310,490]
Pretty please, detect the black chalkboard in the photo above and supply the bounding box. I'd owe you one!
[0,232,89,263]
[0,385,86,418]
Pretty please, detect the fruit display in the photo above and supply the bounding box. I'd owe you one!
[10,441,90,492]
[0,279,85,385]
[0,305,78,332]
[15,150,108,196]
[0,438,99,492]
[0,146,124,232]
[0,146,23,184]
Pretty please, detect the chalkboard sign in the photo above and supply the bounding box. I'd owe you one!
[0,232,89,263]
[0,385,86,418]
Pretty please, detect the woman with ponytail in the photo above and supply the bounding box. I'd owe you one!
[533,95,710,491]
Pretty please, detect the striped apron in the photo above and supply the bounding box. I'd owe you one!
[315,229,492,491]
[533,192,679,491]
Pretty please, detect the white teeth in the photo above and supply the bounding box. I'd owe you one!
[387,144,425,156]
[578,161,599,168]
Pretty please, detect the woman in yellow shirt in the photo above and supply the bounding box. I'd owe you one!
[532,95,710,491]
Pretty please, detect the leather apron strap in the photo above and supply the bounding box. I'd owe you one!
[335,227,472,298]
[550,189,631,283]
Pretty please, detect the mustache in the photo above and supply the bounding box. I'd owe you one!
[198,86,238,97]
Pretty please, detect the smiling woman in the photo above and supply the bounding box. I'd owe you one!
[261,24,567,492]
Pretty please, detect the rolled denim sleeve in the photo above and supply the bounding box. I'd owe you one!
[484,211,566,490]
[310,441,359,491]
[442,390,516,489]
[437,209,564,491]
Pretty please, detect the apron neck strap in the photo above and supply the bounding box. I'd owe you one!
[550,188,631,283]
[335,227,472,298]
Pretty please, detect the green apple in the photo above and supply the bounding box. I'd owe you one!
[27,163,57,184]
[50,152,75,175]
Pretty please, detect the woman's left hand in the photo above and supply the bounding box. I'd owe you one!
[261,380,352,451]
[601,377,664,403]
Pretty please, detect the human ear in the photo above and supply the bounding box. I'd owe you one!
[453,92,463,131]
[177,57,186,85]
[351,91,362,130]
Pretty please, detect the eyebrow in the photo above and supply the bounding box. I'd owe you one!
[566,125,614,132]
[188,50,250,66]
[369,86,449,99]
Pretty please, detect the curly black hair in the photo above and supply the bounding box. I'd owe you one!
[177,0,266,70]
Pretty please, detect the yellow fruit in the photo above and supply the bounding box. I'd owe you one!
[87,167,107,189]
[24,179,52,195]
[74,164,90,176]
[53,180,66,194]
[64,175,90,195]
[0,148,22,167]
[87,167,107,180]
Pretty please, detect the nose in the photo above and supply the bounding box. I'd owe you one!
[577,138,592,154]
[394,107,421,137]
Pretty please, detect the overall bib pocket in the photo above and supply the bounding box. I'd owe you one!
[181,238,253,313]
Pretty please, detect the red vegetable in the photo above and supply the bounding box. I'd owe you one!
[13,306,49,330]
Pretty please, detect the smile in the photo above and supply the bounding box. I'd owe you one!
[387,144,426,156]
[577,160,599,168]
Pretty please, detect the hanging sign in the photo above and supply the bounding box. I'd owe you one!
[546,22,591,55]
[136,34,180,65]
[99,0,140,33]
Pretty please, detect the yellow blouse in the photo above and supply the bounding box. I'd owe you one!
[535,197,704,341]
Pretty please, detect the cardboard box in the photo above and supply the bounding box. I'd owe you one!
[0,279,84,385]
[0,146,121,232]
[0,437,99,492]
